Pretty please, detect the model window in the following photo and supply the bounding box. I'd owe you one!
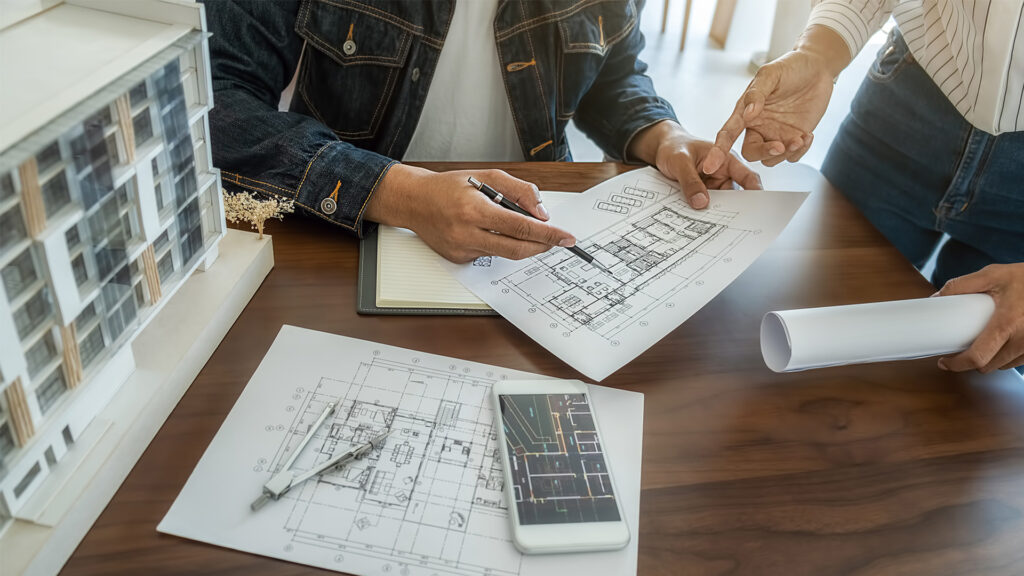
[35,368,68,415]
[25,330,58,378]
[78,324,105,369]
[0,206,27,254]
[129,81,148,107]
[133,109,154,145]
[71,253,89,287]
[133,281,146,309]
[157,250,174,283]
[2,249,39,300]
[0,420,15,462]
[36,141,62,173]
[13,289,52,340]
[41,173,71,217]
[65,224,82,251]
[0,172,14,202]
[77,301,98,327]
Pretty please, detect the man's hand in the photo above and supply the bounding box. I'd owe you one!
[628,120,762,209]
[366,166,575,263]
[703,25,850,173]
[936,263,1024,373]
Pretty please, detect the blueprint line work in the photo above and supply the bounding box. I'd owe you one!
[451,167,808,381]
[158,326,644,576]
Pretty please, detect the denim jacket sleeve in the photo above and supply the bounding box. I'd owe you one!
[202,0,396,237]
[572,1,677,162]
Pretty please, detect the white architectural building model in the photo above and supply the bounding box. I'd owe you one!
[0,0,225,539]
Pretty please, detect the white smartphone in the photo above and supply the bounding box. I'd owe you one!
[491,379,630,554]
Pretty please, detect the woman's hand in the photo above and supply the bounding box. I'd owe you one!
[366,165,575,263]
[702,24,850,173]
[937,263,1024,372]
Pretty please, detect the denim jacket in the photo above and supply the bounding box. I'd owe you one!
[203,0,676,236]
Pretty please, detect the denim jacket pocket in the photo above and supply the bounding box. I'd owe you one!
[556,0,637,118]
[867,29,914,84]
[296,0,412,139]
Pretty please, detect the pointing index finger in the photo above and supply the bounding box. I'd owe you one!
[705,107,748,175]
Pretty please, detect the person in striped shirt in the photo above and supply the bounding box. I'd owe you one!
[704,0,1023,374]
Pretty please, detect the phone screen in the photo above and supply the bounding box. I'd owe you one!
[498,393,621,525]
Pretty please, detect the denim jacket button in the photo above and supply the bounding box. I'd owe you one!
[342,40,357,56]
[321,197,337,215]
[411,67,421,82]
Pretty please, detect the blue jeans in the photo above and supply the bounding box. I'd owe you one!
[822,30,1024,292]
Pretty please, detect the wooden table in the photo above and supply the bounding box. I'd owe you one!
[62,163,1024,575]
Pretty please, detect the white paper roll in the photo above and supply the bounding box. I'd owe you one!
[761,294,996,372]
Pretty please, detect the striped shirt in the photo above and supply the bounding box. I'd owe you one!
[808,0,1024,134]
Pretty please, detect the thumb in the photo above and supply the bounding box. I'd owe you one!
[937,268,995,297]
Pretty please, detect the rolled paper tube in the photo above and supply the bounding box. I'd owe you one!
[760,294,995,372]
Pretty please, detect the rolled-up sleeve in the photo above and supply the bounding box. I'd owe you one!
[806,0,894,59]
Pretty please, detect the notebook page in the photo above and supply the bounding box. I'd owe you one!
[376,192,573,309]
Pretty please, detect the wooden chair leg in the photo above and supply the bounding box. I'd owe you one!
[661,0,670,34]
[709,0,738,48]
[680,0,693,51]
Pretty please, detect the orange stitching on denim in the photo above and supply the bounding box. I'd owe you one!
[599,15,604,46]
[347,23,354,42]
[495,0,603,41]
[506,59,536,72]
[297,141,334,198]
[530,140,553,156]
[240,180,358,231]
[494,25,527,157]
[523,19,554,157]
[222,171,294,194]
[329,180,342,201]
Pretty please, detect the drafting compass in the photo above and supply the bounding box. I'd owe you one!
[250,401,392,511]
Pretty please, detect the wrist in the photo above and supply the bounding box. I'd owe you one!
[628,119,690,165]
[794,24,852,79]
[364,163,433,227]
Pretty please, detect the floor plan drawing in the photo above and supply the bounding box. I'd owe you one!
[452,167,808,381]
[500,196,747,342]
[272,360,518,576]
[158,326,644,576]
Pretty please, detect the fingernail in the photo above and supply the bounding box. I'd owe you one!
[692,193,709,209]
[559,238,576,247]
[770,144,785,155]
[744,103,755,117]
[938,358,949,371]
[537,202,550,220]
[789,141,801,152]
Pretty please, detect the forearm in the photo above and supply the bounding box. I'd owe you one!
[211,89,396,236]
[573,13,677,162]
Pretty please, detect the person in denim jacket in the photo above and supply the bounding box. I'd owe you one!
[202,0,761,263]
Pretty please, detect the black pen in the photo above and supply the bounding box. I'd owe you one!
[467,176,611,273]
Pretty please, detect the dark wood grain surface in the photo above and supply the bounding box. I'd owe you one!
[61,162,1024,576]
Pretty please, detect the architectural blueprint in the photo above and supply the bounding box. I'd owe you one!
[158,326,644,576]
[451,167,808,381]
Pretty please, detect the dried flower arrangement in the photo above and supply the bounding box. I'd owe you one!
[222,189,295,239]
